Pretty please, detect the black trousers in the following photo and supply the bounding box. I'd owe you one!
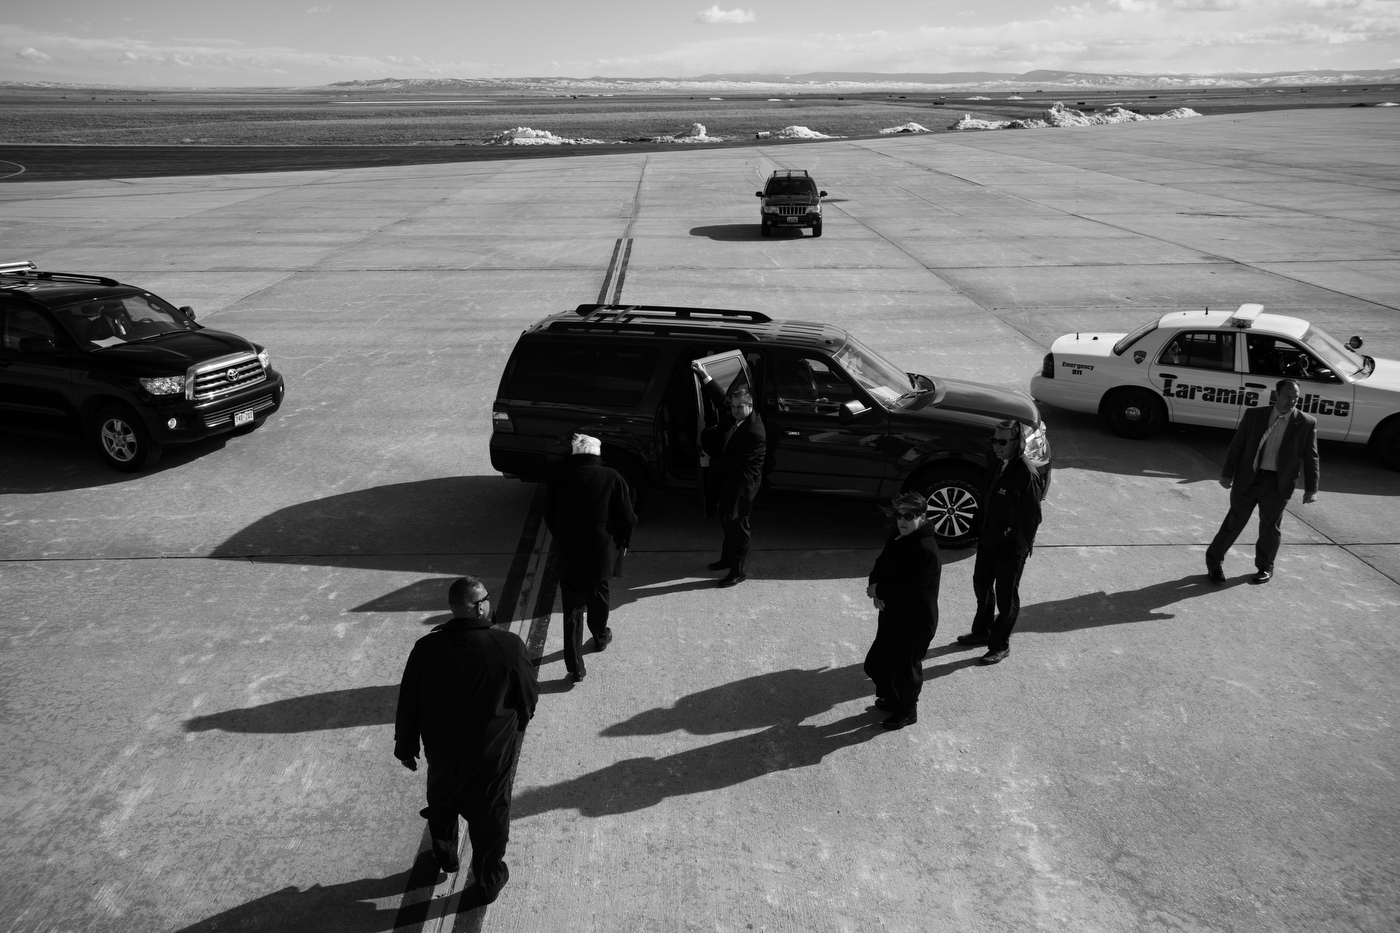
[970,545,1028,653]
[864,612,936,712]
[720,514,752,572]
[425,743,517,894]
[1206,471,1289,572]
[559,577,610,675]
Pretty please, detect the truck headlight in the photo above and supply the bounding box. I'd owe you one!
[140,376,184,396]
[762,206,781,214]
[257,349,270,369]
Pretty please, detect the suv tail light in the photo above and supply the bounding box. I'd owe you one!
[1041,353,1054,378]
[492,410,515,433]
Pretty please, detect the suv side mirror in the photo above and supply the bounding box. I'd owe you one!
[1348,335,1363,350]
[179,305,196,320]
[18,335,57,354]
[838,399,872,425]
[755,191,764,197]
[819,191,828,197]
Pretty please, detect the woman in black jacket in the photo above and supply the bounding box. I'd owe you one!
[864,492,943,730]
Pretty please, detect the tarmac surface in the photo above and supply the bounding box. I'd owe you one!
[2,108,1399,933]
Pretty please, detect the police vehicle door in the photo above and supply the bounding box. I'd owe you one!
[1244,334,1354,441]
[0,304,74,432]
[761,351,887,497]
[1150,330,1244,429]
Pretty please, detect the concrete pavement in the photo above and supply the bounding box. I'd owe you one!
[2,107,1398,932]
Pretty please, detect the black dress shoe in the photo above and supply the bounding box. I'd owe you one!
[717,573,746,588]
[1250,569,1272,585]
[568,670,586,683]
[707,559,731,571]
[594,628,613,651]
[956,633,989,647]
[1206,561,1225,584]
[874,697,897,712]
[979,648,1010,665]
[882,708,917,729]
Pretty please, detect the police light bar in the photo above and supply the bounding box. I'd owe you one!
[0,261,38,275]
[1226,303,1264,328]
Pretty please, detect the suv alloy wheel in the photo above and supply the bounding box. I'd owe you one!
[92,404,163,472]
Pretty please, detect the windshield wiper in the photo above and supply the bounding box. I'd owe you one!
[131,330,184,343]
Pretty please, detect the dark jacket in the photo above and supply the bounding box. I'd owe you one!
[978,455,1043,554]
[868,520,943,635]
[394,618,538,773]
[543,453,637,582]
[1222,405,1320,499]
[701,410,766,521]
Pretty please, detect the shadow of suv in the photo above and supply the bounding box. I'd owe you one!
[0,261,285,472]
[489,303,1051,548]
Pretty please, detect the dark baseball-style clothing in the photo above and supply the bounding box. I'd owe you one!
[395,617,538,893]
[544,453,636,676]
[1207,405,1319,573]
[864,521,942,713]
[701,402,766,575]
[969,455,1043,653]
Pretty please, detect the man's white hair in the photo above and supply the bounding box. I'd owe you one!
[571,433,602,456]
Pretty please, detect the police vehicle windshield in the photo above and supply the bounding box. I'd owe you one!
[1302,326,1369,378]
[54,294,198,350]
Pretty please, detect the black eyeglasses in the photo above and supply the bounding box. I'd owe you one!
[468,593,491,608]
[895,510,923,521]
[991,438,1014,447]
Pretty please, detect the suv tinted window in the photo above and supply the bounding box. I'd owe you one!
[3,307,56,350]
[506,342,659,407]
[770,354,857,415]
[766,178,817,197]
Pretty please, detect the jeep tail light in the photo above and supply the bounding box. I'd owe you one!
[1041,353,1054,378]
[492,410,515,433]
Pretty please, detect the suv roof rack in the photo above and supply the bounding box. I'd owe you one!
[0,261,120,288]
[573,303,773,324]
[769,169,810,178]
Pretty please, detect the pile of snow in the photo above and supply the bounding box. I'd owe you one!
[769,125,843,139]
[1378,101,1398,107]
[485,127,604,145]
[951,101,1201,131]
[880,122,931,134]
[967,96,991,100]
[648,122,725,143]
[1006,95,1024,100]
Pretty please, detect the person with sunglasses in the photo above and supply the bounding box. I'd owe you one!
[863,491,943,729]
[394,576,539,904]
[955,420,1044,665]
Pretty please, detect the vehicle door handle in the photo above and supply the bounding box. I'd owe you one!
[1157,372,1177,379]
[784,430,802,437]
[1245,382,1266,388]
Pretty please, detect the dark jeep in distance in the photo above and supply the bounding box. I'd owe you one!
[489,303,1051,548]
[0,261,285,472]
[757,169,826,238]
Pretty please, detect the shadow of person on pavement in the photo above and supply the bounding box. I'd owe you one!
[1015,573,1246,634]
[171,862,420,933]
[183,684,398,733]
[512,663,884,819]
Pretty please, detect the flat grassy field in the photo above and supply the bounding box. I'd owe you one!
[1,84,1394,181]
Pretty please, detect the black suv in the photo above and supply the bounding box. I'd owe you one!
[756,170,826,237]
[0,261,285,471]
[489,304,1051,548]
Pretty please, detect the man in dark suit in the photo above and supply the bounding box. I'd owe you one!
[695,370,766,588]
[395,576,538,903]
[1207,378,1320,585]
[543,433,637,682]
[956,420,1043,665]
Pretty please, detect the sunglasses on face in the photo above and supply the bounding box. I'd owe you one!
[895,511,923,521]
[991,437,1015,447]
[468,594,491,609]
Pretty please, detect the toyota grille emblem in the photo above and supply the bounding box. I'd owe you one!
[226,368,239,381]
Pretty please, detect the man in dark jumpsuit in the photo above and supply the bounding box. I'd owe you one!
[694,365,766,587]
[543,432,637,683]
[957,420,1043,665]
[394,576,539,902]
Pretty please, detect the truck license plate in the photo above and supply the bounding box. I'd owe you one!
[233,409,253,427]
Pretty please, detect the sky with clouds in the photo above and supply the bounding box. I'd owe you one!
[3,0,1398,86]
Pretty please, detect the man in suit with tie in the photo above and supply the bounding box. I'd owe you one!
[1206,378,1320,585]
[694,363,766,588]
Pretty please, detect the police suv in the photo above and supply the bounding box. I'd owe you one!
[1029,303,1400,469]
